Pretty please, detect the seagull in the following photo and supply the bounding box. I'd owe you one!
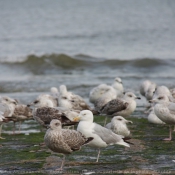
[1,96,33,134]
[12,104,33,133]
[28,94,58,108]
[74,110,130,162]
[97,92,140,117]
[153,86,172,101]
[44,119,93,170]
[50,87,59,99]
[111,77,124,97]
[105,116,133,137]
[147,107,165,125]
[89,84,117,104]
[140,80,156,101]
[0,111,6,139]
[0,101,15,138]
[150,95,175,140]
[32,107,79,128]
[58,86,97,114]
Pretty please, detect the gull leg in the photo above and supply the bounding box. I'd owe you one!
[0,124,5,139]
[18,121,21,134]
[13,121,16,134]
[56,154,65,171]
[96,148,101,162]
[163,125,172,141]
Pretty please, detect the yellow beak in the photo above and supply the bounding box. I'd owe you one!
[73,116,80,122]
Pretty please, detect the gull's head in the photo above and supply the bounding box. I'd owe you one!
[28,94,56,108]
[50,87,59,96]
[124,92,141,100]
[49,119,62,130]
[0,96,18,107]
[74,110,93,122]
[114,77,122,84]
[150,95,169,104]
[145,84,156,100]
[59,85,68,95]
[112,116,133,125]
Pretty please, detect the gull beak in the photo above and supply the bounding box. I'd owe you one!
[73,116,80,122]
[127,120,133,124]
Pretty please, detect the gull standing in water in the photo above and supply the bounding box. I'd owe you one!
[147,107,165,125]
[74,110,130,162]
[96,92,140,117]
[150,95,175,140]
[44,119,93,170]
[105,116,133,137]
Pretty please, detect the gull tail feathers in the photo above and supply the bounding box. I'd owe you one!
[117,140,130,147]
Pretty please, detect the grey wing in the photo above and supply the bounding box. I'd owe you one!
[93,123,123,145]
[105,122,112,129]
[101,99,128,115]
[168,103,175,115]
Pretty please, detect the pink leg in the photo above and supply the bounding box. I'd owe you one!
[163,125,172,141]
[56,154,65,171]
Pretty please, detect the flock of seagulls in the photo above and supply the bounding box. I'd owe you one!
[0,77,175,170]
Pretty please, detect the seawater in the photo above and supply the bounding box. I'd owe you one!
[0,0,175,105]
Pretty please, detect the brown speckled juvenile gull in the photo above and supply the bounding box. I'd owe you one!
[12,104,33,133]
[32,107,78,128]
[97,92,140,118]
[44,119,93,170]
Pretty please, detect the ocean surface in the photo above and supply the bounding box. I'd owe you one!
[0,0,175,105]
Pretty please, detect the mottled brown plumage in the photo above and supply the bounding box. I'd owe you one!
[33,107,78,127]
[44,120,93,170]
[101,99,129,116]
[12,104,33,122]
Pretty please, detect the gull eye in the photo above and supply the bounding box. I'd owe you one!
[62,96,67,99]
[13,101,17,105]
[117,118,122,121]
[129,95,132,97]
[34,100,39,104]
[55,122,60,126]
[158,97,163,100]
